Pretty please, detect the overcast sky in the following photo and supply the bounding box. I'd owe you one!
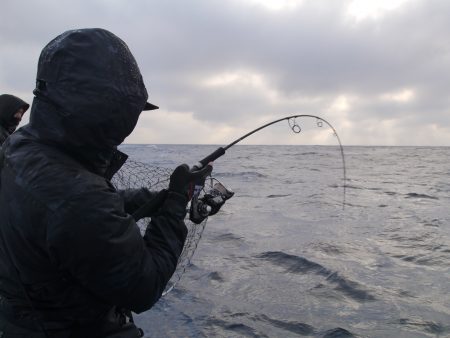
[1,0,449,146]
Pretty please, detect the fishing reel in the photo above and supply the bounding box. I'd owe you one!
[189,179,234,224]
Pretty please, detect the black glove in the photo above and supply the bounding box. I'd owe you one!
[169,164,213,200]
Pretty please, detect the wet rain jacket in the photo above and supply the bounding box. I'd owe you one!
[0,29,187,334]
[0,94,29,147]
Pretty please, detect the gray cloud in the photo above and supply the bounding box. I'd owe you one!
[1,0,449,145]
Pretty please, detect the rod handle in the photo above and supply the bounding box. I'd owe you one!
[196,147,226,169]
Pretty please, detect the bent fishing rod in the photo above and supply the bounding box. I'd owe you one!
[132,114,346,221]
[197,115,345,169]
[195,114,346,207]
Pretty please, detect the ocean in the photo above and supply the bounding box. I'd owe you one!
[117,144,450,338]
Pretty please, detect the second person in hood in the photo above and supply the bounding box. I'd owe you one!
[0,94,29,147]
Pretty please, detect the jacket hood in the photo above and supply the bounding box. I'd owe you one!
[0,94,29,130]
[28,28,149,149]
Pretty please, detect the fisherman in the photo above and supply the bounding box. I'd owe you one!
[0,28,212,337]
[0,94,29,147]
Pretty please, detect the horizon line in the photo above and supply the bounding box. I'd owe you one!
[121,143,450,147]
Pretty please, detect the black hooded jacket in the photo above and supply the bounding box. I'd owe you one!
[0,29,187,332]
[0,94,29,146]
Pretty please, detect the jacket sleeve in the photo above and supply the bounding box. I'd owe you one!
[117,187,158,215]
[46,184,188,313]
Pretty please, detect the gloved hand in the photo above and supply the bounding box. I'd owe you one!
[169,163,213,200]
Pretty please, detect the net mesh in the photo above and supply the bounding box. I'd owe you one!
[111,160,208,296]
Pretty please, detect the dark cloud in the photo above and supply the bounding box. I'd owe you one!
[1,0,449,145]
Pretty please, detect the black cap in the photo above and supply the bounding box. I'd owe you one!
[144,102,159,110]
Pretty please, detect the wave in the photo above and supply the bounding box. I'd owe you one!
[266,194,291,198]
[212,233,245,242]
[320,327,357,337]
[392,318,449,335]
[214,171,268,179]
[421,218,443,228]
[345,185,363,190]
[256,314,315,335]
[205,318,262,338]
[297,152,319,156]
[207,271,224,282]
[392,254,449,267]
[384,191,398,196]
[257,251,376,302]
[207,311,318,337]
[325,272,376,301]
[257,251,327,274]
[207,312,359,337]
[405,193,439,200]
[309,242,346,255]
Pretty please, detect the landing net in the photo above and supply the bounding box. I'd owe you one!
[111,160,208,296]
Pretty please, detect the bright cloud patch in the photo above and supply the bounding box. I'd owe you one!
[242,0,304,11]
[347,0,411,20]
[202,71,265,87]
[381,89,414,103]
[201,70,279,103]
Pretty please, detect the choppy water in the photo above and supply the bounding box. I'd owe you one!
[119,144,450,338]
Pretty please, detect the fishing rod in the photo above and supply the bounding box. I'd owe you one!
[132,114,346,222]
[197,114,344,167]
[193,114,347,206]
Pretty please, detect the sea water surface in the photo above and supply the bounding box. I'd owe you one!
[119,144,450,338]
